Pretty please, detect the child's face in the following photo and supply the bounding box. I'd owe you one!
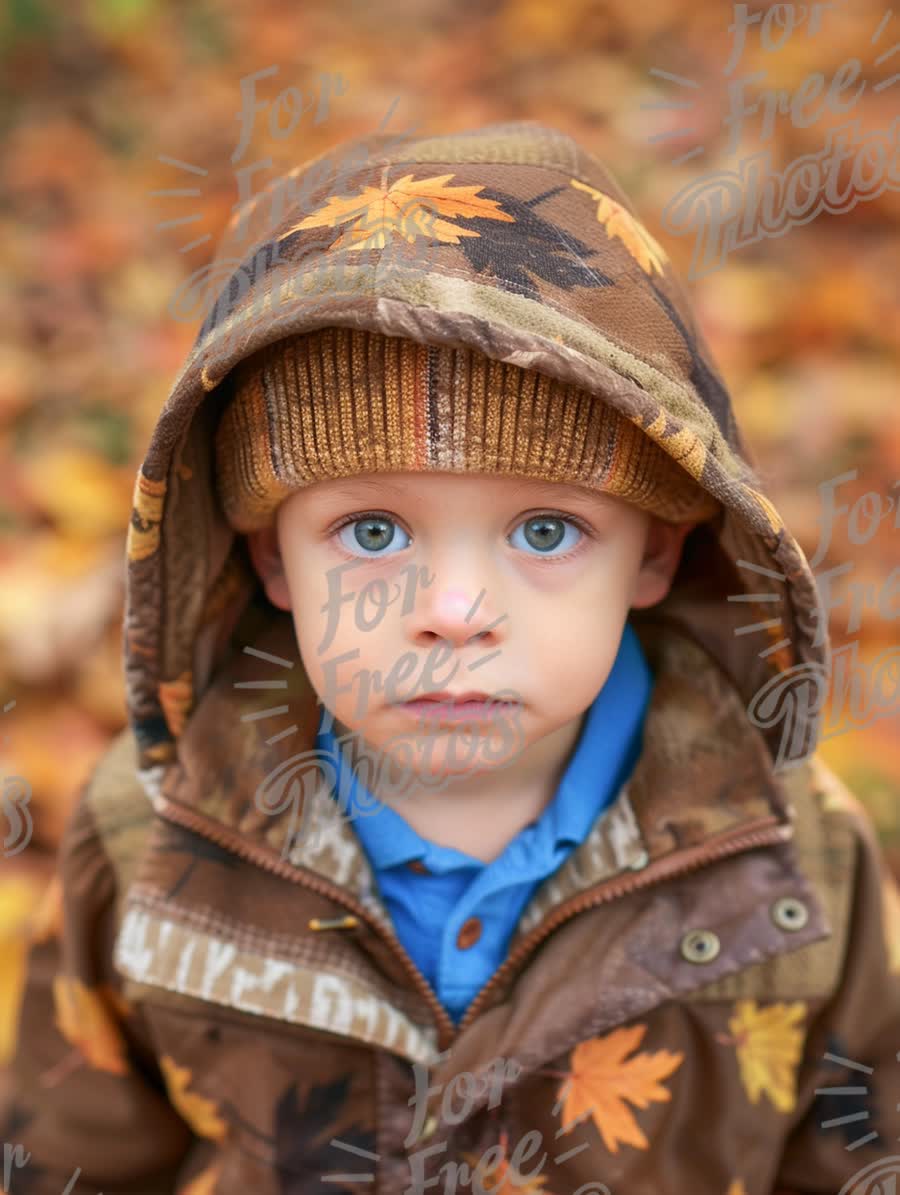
[247,471,695,783]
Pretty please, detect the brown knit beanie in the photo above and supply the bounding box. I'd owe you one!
[214,326,722,533]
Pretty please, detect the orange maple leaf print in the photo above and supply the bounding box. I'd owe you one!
[51,975,131,1076]
[560,1023,684,1154]
[716,1000,807,1113]
[570,178,668,277]
[280,172,515,252]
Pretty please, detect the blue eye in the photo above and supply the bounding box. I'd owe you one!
[334,511,587,559]
[337,515,411,557]
[508,514,583,556]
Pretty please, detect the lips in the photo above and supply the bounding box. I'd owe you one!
[396,690,514,725]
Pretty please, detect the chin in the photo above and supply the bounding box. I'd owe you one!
[378,722,527,778]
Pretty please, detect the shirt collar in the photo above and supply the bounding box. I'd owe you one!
[315,619,653,870]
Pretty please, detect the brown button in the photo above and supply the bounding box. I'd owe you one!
[407,859,429,874]
[456,916,483,950]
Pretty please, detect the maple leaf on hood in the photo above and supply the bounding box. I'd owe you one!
[280,171,515,251]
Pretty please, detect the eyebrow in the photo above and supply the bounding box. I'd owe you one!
[321,478,415,502]
[505,481,617,508]
[320,477,617,508]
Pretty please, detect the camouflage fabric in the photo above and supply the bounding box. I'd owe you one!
[3,119,900,1194]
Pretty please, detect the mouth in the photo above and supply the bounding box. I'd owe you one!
[395,691,516,723]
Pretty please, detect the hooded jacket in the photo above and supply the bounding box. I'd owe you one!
[4,119,900,1195]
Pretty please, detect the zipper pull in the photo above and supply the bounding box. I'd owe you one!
[308,914,361,932]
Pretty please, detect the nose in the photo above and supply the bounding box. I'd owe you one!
[409,581,506,650]
[435,587,478,623]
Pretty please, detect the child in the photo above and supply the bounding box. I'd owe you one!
[4,119,900,1195]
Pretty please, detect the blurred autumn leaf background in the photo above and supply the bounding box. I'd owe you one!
[0,0,898,1072]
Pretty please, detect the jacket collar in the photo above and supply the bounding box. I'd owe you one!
[136,603,832,1105]
[158,605,795,909]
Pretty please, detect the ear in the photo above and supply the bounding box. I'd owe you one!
[630,518,698,610]
[246,522,292,610]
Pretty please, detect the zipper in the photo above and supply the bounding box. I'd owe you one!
[151,790,459,1044]
[454,814,794,1040]
[150,791,793,1052]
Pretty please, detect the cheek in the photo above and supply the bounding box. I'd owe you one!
[527,614,620,691]
[516,566,631,689]
[517,556,626,626]
[286,573,336,674]
[516,541,635,601]
[289,574,389,712]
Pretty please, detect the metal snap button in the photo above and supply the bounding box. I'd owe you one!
[419,1113,438,1141]
[680,929,721,964]
[771,896,809,932]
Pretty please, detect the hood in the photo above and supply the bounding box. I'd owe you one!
[124,117,831,803]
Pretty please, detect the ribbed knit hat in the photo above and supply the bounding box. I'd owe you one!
[214,325,722,533]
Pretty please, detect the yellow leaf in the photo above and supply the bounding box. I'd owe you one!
[52,974,130,1075]
[0,935,27,1069]
[658,423,708,484]
[561,1023,684,1154]
[160,1055,229,1141]
[724,1000,807,1113]
[127,470,166,562]
[20,448,134,538]
[0,871,45,1066]
[743,485,784,537]
[281,172,515,252]
[570,178,668,276]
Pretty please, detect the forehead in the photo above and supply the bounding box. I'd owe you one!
[310,473,620,510]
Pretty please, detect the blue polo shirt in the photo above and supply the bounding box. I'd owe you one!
[315,620,653,1024]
